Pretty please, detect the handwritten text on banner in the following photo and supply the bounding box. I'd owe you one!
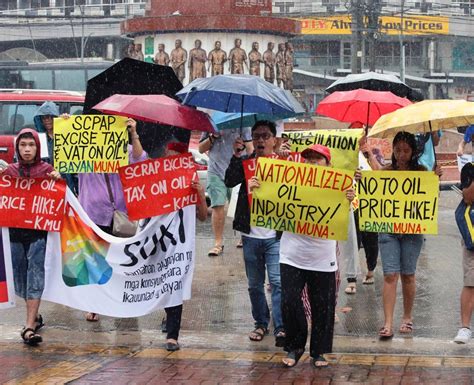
[251,157,353,240]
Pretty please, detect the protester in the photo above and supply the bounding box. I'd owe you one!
[161,141,208,352]
[77,117,147,322]
[249,144,354,368]
[199,128,253,256]
[456,125,474,157]
[416,131,441,171]
[33,101,78,194]
[224,120,285,347]
[453,163,474,344]
[375,131,441,338]
[1,128,61,345]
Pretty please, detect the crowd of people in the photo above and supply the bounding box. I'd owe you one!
[1,105,472,366]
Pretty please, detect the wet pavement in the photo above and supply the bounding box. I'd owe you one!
[0,190,473,384]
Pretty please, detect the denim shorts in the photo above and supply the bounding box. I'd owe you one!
[11,238,46,299]
[206,173,231,208]
[378,233,423,275]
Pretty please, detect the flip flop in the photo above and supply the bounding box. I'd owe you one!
[344,284,356,294]
[208,245,224,257]
[249,327,268,342]
[399,321,413,334]
[311,355,328,368]
[282,349,304,368]
[86,312,99,322]
[21,327,42,346]
[362,276,374,285]
[378,326,394,339]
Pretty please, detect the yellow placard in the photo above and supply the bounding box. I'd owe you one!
[357,171,439,234]
[53,115,129,173]
[282,129,363,171]
[300,15,449,35]
[251,157,353,241]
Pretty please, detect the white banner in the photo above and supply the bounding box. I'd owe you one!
[41,189,196,318]
[0,229,16,309]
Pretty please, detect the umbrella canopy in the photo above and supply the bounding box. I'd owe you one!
[93,94,216,133]
[326,71,422,101]
[316,89,412,127]
[84,58,183,113]
[176,74,296,115]
[369,99,474,138]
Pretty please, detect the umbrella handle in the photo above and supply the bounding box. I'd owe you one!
[181,87,196,105]
[429,121,437,169]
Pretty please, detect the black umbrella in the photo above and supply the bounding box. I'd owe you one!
[325,71,423,101]
[83,58,187,157]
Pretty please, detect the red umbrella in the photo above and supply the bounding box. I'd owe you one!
[93,94,216,133]
[316,89,412,127]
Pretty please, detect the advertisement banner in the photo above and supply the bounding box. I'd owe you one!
[0,176,66,232]
[282,129,363,170]
[119,153,198,220]
[39,190,196,318]
[54,115,129,173]
[358,171,439,234]
[251,157,353,240]
[0,229,15,309]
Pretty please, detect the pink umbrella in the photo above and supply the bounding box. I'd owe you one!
[316,88,412,127]
[93,94,216,133]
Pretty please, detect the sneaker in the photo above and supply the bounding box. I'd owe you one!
[454,327,471,344]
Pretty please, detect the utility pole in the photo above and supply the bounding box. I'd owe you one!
[366,0,381,71]
[350,0,363,74]
[399,0,406,82]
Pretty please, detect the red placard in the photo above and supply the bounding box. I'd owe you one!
[119,153,198,220]
[0,176,67,232]
[243,152,302,205]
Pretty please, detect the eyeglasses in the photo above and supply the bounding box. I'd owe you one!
[252,133,273,141]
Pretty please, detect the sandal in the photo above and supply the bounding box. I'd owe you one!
[236,239,243,248]
[35,314,44,332]
[165,340,180,352]
[344,283,356,294]
[311,355,328,368]
[86,312,99,322]
[21,327,42,346]
[249,327,268,342]
[275,330,286,347]
[208,245,224,257]
[282,349,304,367]
[362,275,374,285]
[378,326,394,339]
[399,321,413,334]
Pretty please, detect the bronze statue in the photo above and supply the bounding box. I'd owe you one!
[207,41,227,76]
[154,44,170,66]
[248,42,263,76]
[263,42,276,84]
[284,42,294,91]
[135,43,144,61]
[276,43,286,88]
[171,39,188,83]
[188,39,207,81]
[228,38,248,75]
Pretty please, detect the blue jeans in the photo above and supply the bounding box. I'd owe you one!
[379,233,423,275]
[242,236,283,334]
[11,238,46,299]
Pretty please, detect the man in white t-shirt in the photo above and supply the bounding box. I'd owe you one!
[224,120,286,347]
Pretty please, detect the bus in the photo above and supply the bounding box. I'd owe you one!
[0,60,114,92]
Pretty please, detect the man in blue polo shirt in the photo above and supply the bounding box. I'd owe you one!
[457,125,474,157]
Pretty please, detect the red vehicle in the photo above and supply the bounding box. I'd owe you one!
[0,89,84,163]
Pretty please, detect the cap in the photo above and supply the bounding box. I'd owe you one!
[460,162,474,189]
[167,142,189,154]
[301,144,331,163]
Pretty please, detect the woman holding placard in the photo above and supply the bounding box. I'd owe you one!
[376,131,441,339]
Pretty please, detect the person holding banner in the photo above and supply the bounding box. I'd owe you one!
[78,117,147,322]
[224,120,286,347]
[248,144,354,368]
[376,131,441,339]
[1,128,61,345]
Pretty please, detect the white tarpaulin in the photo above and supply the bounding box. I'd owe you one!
[41,189,196,317]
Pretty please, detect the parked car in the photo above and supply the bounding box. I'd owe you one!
[0,89,84,162]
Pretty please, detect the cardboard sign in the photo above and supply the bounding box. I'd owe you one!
[53,115,129,173]
[251,157,353,240]
[282,129,363,170]
[119,153,197,220]
[0,176,66,231]
[243,152,302,205]
[358,171,439,234]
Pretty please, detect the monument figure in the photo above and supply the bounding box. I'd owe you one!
[228,38,248,75]
[276,43,286,88]
[154,43,170,66]
[171,39,188,83]
[207,41,227,76]
[284,42,294,91]
[248,42,263,76]
[263,42,276,84]
[188,39,207,81]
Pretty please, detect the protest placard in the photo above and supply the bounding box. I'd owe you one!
[39,190,196,318]
[54,115,128,173]
[358,171,439,234]
[0,229,15,309]
[243,152,302,206]
[119,153,197,220]
[282,129,363,170]
[0,176,66,231]
[251,157,353,240]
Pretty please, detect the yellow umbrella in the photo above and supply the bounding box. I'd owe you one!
[368,99,474,138]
